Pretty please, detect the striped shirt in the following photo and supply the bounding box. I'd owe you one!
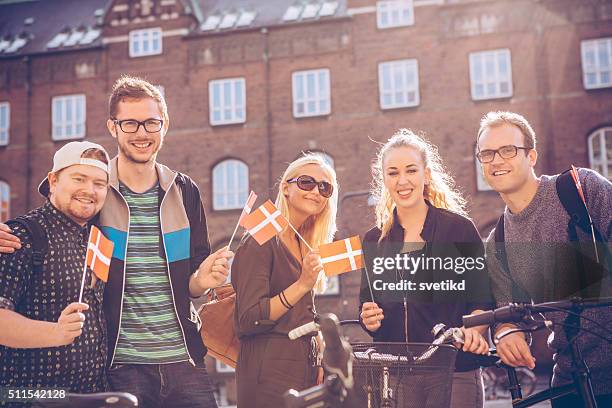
[113,183,189,364]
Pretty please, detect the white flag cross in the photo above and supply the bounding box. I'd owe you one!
[248,205,284,236]
[88,229,111,267]
[321,238,363,270]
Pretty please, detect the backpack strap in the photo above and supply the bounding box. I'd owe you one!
[556,168,611,296]
[556,168,607,243]
[5,215,48,275]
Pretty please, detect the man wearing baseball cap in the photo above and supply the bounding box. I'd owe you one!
[0,141,111,394]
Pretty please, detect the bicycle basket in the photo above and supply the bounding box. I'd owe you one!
[350,342,457,408]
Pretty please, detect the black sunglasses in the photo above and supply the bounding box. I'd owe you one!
[287,175,334,198]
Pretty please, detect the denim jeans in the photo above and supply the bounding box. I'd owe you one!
[107,361,218,408]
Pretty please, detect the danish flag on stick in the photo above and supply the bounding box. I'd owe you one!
[86,225,114,282]
[78,225,114,303]
[319,236,364,277]
[242,200,289,245]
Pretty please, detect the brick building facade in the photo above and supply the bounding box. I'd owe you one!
[1,0,611,404]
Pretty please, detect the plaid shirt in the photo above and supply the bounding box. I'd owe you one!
[0,201,107,393]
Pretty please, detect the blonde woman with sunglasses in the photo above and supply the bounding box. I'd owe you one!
[231,154,338,408]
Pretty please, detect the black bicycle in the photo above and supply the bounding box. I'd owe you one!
[31,392,138,407]
[463,297,612,408]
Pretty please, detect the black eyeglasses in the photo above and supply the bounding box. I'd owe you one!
[476,145,531,163]
[112,118,164,134]
[287,175,334,198]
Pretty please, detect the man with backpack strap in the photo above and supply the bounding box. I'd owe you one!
[0,141,111,394]
[476,111,611,407]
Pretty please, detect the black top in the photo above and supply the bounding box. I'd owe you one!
[0,201,107,392]
[359,202,494,372]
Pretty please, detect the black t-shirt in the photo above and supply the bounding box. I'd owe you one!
[0,201,107,392]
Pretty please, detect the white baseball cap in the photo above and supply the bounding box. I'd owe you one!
[38,141,111,197]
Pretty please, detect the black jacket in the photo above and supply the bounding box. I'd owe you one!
[359,202,494,371]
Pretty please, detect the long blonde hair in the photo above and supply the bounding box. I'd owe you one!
[371,129,468,241]
[275,154,338,252]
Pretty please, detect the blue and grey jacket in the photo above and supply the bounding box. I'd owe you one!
[98,157,211,367]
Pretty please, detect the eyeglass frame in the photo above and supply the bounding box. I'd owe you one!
[476,145,532,163]
[286,175,334,198]
[111,118,165,134]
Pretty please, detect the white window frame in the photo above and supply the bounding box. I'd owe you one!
[469,49,513,100]
[215,359,235,373]
[292,69,331,118]
[129,27,162,58]
[0,181,9,222]
[52,94,86,141]
[209,77,247,126]
[212,159,249,211]
[376,0,414,29]
[378,59,420,109]
[0,102,9,146]
[581,37,612,90]
[587,127,611,180]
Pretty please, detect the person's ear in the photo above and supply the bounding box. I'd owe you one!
[282,182,289,198]
[107,119,117,139]
[424,167,432,185]
[528,148,538,168]
[48,172,58,196]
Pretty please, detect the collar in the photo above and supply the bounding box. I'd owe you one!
[42,200,89,238]
[109,156,178,192]
[388,200,436,243]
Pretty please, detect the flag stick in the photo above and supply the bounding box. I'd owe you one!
[287,222,313,252]
[227,220,241,250]
[77,261,88,303]
[362,262,375,303]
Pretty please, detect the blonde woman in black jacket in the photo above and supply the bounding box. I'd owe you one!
[359,129,494,408]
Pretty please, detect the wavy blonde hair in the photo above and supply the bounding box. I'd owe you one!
[371,129,468,241]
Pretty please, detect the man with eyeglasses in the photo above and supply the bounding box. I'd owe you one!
[476,111,611,407]
[0,76,232,407]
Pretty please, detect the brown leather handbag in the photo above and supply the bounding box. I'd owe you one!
[198,283,240,368]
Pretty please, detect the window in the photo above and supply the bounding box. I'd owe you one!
[316,275,340,296]
[474,146,492,191]
[129,27,162,57]
[52,94,86,140]
[378,59,420,109]
[209,78,246,126]
[377,0,414,29]
[215,360,235,373]
[0,181,9,222]
[292,69,331,118]
[581,37,612,89]
[588,127,612,180]
[469,49,513,100]
[213,160,249,210]
[0,102,9,146]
